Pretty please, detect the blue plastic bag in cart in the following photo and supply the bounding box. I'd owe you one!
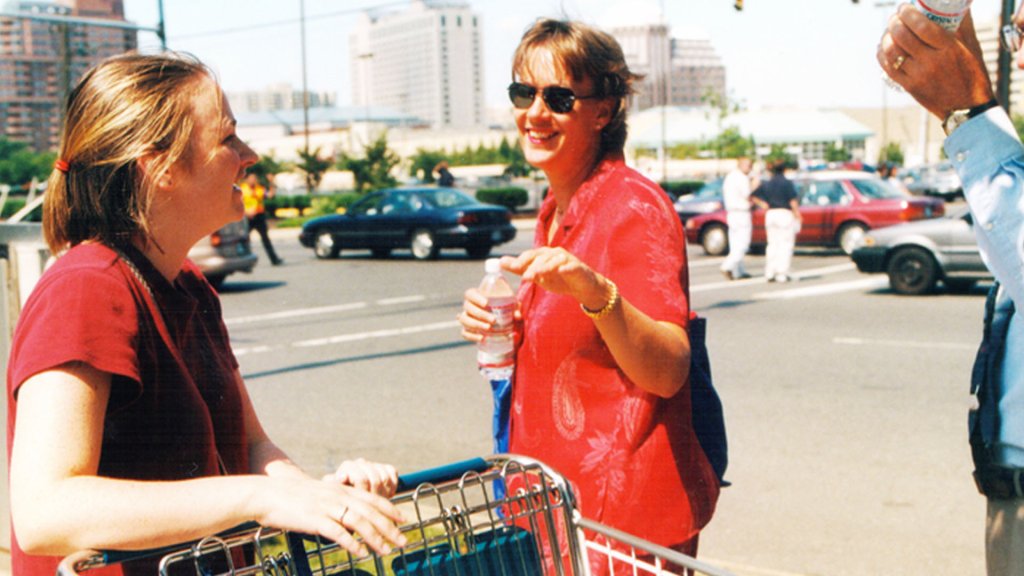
[490,377,512,453]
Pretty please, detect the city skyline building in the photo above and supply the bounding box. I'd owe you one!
[0,0,137,151]
[349,0,484,129]
[227,83,336,115]
[610,22,726,111]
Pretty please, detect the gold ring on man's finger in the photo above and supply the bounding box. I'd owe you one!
[893,54,906,71]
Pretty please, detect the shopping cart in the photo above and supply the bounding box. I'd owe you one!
[57,454,734,576]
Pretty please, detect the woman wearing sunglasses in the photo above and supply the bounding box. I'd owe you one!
[459,18,719,569]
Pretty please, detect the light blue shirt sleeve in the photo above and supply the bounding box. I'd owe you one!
[946,107,1024,466]
[946,108,1024,308]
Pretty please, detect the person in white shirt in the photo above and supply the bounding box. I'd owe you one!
[720,157,756,280]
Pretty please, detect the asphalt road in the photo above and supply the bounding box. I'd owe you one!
[218,222,987,576]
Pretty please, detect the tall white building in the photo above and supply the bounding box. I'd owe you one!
[350,0,484,129]
[610,22,726,111]
[974,16,1024,115]
[227,84,335,114]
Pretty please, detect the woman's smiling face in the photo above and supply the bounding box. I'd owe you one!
[513,47,610,181]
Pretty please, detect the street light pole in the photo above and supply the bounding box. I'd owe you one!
[156,0,166,50]
[998,0,1016,114]
[299,0,312,193]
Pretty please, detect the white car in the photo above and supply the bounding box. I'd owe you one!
[5,194,257,288]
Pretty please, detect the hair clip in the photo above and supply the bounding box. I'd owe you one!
[54,159,70,174]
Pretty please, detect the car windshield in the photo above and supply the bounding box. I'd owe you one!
[421,189,477,209]
[691,180,723,200]
[849,178,908,200]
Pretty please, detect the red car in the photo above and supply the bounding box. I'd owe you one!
[684,170,945,256]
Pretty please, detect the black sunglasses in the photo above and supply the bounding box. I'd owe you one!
[507,82,600,114]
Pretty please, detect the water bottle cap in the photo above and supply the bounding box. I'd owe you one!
[485,258,501,274]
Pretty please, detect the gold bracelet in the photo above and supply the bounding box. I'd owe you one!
[580,279,619,320]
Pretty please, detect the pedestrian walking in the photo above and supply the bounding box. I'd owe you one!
[457,18,719,574]
[720,156,757,280]
[240,173,283,265]
[435,160,455,187]
[752,159,802,283]
[6,52,405,576]
[880,5,1024,575]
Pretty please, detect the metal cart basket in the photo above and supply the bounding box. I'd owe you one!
[57,454,734,576]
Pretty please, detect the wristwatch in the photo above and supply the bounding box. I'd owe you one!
[942,98,1000,136]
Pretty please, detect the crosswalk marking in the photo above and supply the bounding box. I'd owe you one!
[833,336,975,351]
[753,277,887,300]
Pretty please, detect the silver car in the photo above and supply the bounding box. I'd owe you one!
[850,206,991,295]
[6,194,257,289]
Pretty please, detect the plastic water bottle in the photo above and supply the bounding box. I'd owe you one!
[477,258,516,381]
[885,0,971,90]
[912,0,972,31]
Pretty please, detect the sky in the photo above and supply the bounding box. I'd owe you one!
[120,0,1008,113]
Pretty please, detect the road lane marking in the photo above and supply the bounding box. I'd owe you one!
[753,277,887,300]
[233,345,271,357]
[377,295,427,305]
[834,336,975,351]
[293,320,460,348]
[225,302,368,326]
[687,257,726,268]
[692,262,858,293]
[226,294,440,326]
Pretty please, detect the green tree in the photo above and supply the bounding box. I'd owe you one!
[408,148,447,183]
[502,138,533,178]
[701,126,754,158]
[764,144,798,170]
[296,146,333,193]
[878,142,904,166]
[0,139,56,187]
[825,145,851,163]
[338,134,400,193]
[249,151,292,185]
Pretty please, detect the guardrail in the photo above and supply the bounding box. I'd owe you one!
[0,221,50,557]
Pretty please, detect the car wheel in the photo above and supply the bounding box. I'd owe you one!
[410,229,439,260]
[700,224,728,256]
[205,274,226,290]
[371,248,392,259]
[886,247,938,295]
[466,244,492,259]
[313,231,340,259]
[837,222,868,255]
[944,278,976,293]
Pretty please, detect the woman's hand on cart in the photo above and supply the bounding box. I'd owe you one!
[327,458,399,497]
[256,475,407,558]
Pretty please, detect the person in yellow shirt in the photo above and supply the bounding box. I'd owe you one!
[240,173,283,265]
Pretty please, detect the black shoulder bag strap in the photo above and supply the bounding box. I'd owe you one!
[970,281,1014,475]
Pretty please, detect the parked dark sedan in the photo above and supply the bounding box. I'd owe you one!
[850,206,992,295]
[299,187,517,260]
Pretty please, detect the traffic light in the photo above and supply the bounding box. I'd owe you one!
[734,0,743,10]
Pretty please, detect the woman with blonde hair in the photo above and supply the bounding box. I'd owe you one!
[459,18,719,569]
[7,52,406,575]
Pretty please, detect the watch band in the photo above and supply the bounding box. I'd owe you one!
[943,98,1000,136]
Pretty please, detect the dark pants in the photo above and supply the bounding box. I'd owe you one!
[247,212,281,264]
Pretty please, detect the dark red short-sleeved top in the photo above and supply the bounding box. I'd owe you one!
[6,243,246,576]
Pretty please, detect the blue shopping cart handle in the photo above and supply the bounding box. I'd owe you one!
[395,457,491,492]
